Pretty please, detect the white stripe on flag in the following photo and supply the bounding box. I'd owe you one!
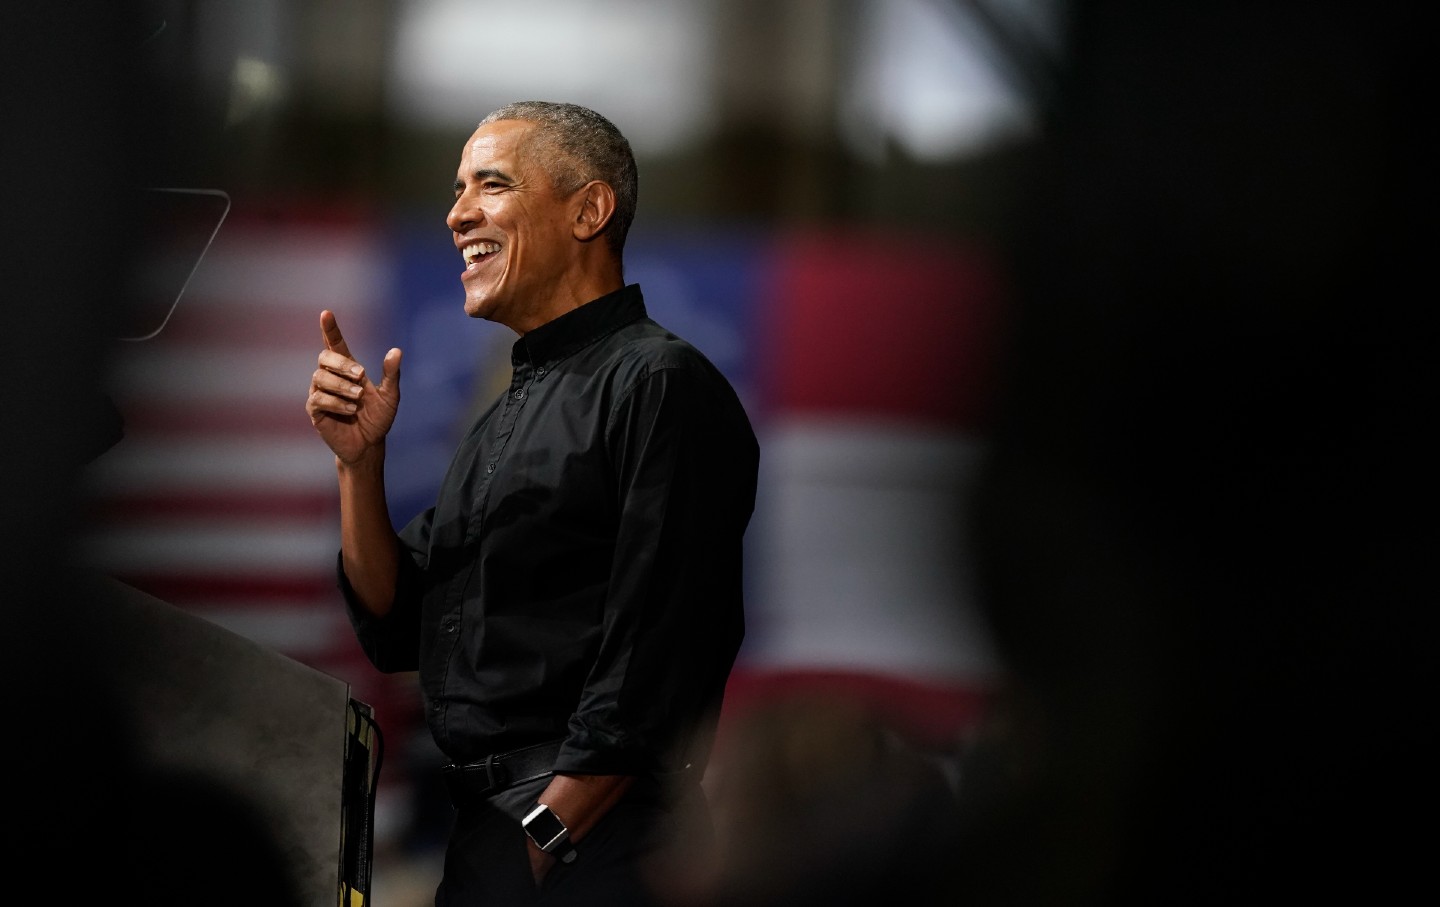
[107,349,338,406]
[184,230,388,308]
[744,418,1002,683]
[78,521,340,574]
[81,438,338,493]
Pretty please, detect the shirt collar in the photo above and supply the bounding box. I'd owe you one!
[512,284,647,368]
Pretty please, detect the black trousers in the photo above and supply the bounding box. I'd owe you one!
[434,773,710,907]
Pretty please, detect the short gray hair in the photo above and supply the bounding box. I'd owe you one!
[479,101,638,258]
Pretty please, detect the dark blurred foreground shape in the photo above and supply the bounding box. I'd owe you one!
[959,1,1430,904]
[663,2,1429,905]
[3,5,366,904]
[5,0,155,890]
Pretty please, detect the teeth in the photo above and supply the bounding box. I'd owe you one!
[463,241,501,265]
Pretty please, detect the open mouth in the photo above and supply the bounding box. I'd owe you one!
[462,241,501,269]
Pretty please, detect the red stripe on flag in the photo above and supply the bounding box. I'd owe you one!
[84,490,335,520]
[154,302,347,347]
[760,229,1007,428]
[112,404,319,437]
[720,665,995,750]
[109,572,340,604]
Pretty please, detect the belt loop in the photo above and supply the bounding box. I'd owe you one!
[484,752,497,790]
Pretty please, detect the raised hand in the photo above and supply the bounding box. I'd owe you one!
[306,309,402,465]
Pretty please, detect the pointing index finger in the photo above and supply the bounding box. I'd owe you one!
[319,309,354,360]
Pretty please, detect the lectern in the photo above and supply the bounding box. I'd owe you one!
[95,578,380,906]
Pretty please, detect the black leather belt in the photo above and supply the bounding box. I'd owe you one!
[442,739,564,809]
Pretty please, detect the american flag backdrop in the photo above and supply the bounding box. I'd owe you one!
[77,207,426,840]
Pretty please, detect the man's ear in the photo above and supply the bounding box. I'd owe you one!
[572,181,616,242]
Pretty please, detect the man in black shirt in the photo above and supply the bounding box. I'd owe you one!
[305,101,759,905]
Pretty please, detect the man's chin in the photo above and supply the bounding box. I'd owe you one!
[463,287,523,331]
[462,294,494,320]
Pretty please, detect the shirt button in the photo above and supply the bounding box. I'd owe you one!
[486,463,496,474]
[513,388,525,400]
[537,367,546,377]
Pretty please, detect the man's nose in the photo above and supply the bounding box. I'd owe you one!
[446,195,478,232]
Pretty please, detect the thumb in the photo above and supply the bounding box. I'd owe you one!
[378,347,403,397]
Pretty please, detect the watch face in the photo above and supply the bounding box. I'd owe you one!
[523,805,568,850]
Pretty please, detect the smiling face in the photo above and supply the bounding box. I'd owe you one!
[446,119,581,332]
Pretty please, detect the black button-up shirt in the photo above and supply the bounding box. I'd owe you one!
[342,284,759,777]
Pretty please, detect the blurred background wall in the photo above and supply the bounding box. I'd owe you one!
[8,0,1426,904]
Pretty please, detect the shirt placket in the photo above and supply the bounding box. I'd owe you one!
[433,359,535,744]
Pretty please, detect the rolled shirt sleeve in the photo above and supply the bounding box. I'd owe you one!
[338,530,428,674]
[557,361,756,776]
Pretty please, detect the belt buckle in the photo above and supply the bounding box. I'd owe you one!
[441,752,510,810]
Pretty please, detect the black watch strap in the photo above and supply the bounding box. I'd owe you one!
[522,803,578,864]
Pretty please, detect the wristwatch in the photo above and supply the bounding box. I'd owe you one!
[522,803,578,864]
